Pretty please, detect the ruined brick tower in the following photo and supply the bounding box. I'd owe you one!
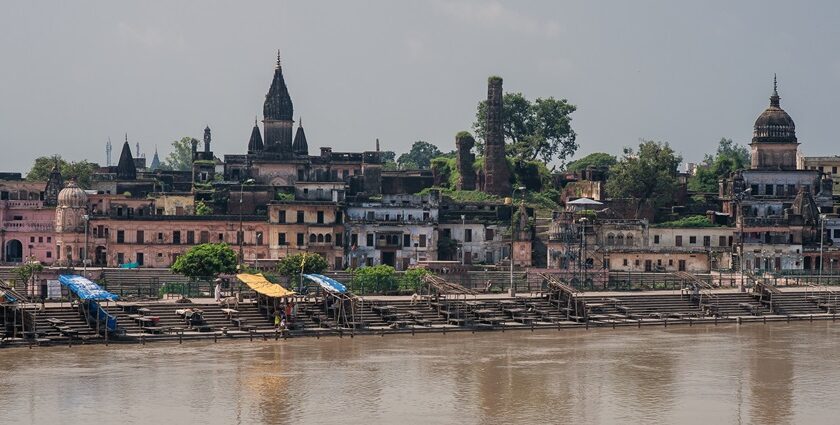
[455,131,476,190]
[482,76,512,196]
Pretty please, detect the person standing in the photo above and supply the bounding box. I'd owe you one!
[214,278,222,303]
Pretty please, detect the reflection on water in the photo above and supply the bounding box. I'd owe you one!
[2,322,839,425]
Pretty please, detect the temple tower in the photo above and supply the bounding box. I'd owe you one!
[750,75,798,170]
[263,51,294,155]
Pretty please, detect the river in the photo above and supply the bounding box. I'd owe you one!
[1,322,838,424]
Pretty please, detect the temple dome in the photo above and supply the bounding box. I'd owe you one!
[752,77,796,144]
[57,181,87,208]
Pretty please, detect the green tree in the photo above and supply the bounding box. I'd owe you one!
[473,92,578,166]
[26,156,99,188]
[606,140,683,218]
[688,138,749,192]
[194,200,212,215]
[397,141,443,170]
[160,137,197,171]
[171,243,237,279]
[351,265,396,294]
[381,151,398,171]
[398,267,430,292]
[276,253,329,278]
[13,259,43,291]
[565,152,618,173]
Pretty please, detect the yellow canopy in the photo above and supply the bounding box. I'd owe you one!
[236,273,296,298]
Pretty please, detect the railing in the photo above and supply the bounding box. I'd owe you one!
[2,221,55,232]
[0,200,44,209]
[741,217,788,227]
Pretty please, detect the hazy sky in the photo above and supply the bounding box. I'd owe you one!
[3,1,840,174]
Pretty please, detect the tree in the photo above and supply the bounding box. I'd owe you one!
[397,141,442,170]
[194,200,212,215]
[688,138,750,192]
[605,140,683,218]
[276,253,329,278]
[565,152,618,173]
[160,137,197,171]
[13,259,43,291]
[171,243,237,280]
[351,265,396,294]
[26,156,99,188]
[398,267,430,292]
[381,151,398,171]
[473,92,578,166]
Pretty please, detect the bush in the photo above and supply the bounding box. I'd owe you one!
[653,215,718,228]
[351,265,396,294]
[399,268,430,292]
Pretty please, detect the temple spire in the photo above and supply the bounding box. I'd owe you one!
[276,49,282,69]
[770,74,780,107]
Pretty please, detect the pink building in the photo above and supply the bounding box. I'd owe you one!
[1,180,57,264]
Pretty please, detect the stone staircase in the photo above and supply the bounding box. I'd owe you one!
[30,306,100,342]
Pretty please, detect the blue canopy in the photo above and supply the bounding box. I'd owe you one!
[303,274,347,294]
[58,275,119,301]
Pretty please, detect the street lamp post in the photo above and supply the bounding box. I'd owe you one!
[239,178,255,269]
[819,213,826,285]
[82,214,90,274]
[461,214,466,266]
[509,186,526,297]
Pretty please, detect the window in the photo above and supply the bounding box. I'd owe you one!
[765,184,774,196]
[30,236,35,243]
[38,236,43,243]
[419,234,427,248]
[750,184,759,194]
[46,251,52,258]
[703,236,711,247]
[833,166,838,174]
[116,230,125,243]
[200,231,209,243]
[278,233,286,245]
[325,234,332,244]
[423,211,430,221]
[366,234,374,247]
[607,234,615,245]
[218,233,224,242]
[335,233,342,247]
[117,253,124,265]
[485,229,495,241]
[278,210,286,223]
[136,253,144,266]
[653,235,660,244]
[443,228,452,239]
[689,236,697,244]
[187,231,195,244]
[157,232,164,241]
[315,234,322,243]
[297,211,305,223]
[173,231,181,244]
[297,233,305,246]
[403,234,411,247]
[464,229,473,242]
[317,211,324,224]
[675,236,682,247]
[136,230,144,244]
[256,231,263,246]
[47,236,51,243]
[351,233,358,247]
[634,259,640,266]
[787,184,795,196]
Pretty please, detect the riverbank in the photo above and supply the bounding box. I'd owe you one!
[3,288,839,349]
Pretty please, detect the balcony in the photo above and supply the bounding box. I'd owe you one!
[741,217,788,228]
[2,221,55,232]
[0,200,44,209]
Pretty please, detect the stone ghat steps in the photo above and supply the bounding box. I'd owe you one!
[31,307,101,341]
[105,302,277,334]
[769,294,828,315]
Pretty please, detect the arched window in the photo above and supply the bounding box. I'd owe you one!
[317,234,324,243]
[606,233,615,245]
[616,234,625,246]
[309,234,316,243]
[325,234,332,243]
[626,234,634,247]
